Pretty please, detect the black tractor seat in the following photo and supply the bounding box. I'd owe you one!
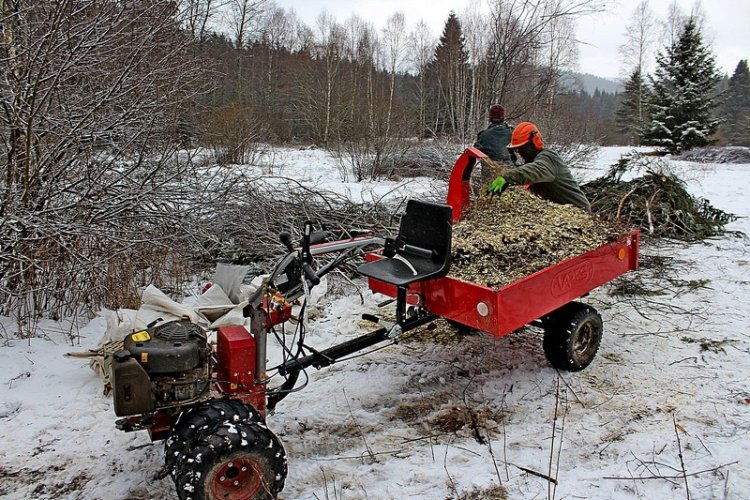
[358,199,453,287]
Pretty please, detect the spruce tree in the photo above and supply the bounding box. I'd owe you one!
[615,68,650,144]
[425,12,471,137]
[720,60,750,146]
[640,17,722,153]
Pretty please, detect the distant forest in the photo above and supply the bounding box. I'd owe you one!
[185,4,633,153]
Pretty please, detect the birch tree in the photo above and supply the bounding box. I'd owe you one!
[382,12,406,138]
[293,12,345,145]
[616,1,656,138]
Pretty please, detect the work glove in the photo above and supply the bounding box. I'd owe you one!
[487,176,508,195]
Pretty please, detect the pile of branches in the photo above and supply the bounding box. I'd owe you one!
[582,161,736,241]
[676,146,750,164]
[188,168,401,268]
[0,163,398,328]
[450,188,625,289]
[377,143,459,179]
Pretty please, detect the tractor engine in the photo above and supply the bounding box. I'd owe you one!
[110,320,212,417]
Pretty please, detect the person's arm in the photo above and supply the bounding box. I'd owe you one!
[503,153,556,185]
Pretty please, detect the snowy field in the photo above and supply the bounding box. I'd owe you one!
[1,146,749,500]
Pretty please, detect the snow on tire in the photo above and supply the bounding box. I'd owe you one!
[165,399,262,477]
[174,420,287,500]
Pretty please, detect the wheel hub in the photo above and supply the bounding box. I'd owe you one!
[572,320,596,361]
[210,458,265,499]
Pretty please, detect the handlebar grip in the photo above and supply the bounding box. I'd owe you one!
[302,262,320,286]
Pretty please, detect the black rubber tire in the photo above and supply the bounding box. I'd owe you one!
[165,399,262,476]
[542,303,603,371]
[173,420,287,500]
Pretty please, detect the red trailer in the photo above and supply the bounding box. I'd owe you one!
[361,147,639,370]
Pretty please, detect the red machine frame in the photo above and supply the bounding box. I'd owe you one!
[366,147,640,337]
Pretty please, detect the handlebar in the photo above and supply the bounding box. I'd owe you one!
[302,262,320,286]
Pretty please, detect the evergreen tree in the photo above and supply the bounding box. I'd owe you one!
[425,12,471,138]
[720,60,750,146]
[640,17,722,153]
[615,68,650,144]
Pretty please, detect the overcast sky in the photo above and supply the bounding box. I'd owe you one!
[273,0,749,80]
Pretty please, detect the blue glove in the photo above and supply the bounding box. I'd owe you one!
[487,176,508,195]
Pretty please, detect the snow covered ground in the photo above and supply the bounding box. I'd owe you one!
[1,146,749,500]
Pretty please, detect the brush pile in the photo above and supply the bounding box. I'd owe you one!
[582,164,736,242]
[449,187,624,289]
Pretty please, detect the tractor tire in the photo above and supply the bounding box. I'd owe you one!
[173,420,287,500]
[542,303,603,372]
[165,399,262,477]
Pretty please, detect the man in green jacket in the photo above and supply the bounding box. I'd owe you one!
[474,104,514,184]
[487,121,591,212]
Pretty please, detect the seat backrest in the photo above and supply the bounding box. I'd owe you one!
[398,200,453,262]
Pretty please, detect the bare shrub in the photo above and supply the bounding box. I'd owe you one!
[183,166,396,267]
[0,2,214,332]
[203,104,267,165]
[331,138,460,181]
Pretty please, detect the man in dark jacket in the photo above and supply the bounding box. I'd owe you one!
[474,104,514,184]
[487,121,591,212]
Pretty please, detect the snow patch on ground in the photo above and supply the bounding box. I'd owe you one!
[1,147,749,499]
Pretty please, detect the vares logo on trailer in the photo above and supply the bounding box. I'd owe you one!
[551,261,594,297]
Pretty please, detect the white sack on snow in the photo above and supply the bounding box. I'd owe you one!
[212,263,251,304]
[140,284,200,324]
[195,283,236,322]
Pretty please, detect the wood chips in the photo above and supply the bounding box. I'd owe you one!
[449,187,625,289]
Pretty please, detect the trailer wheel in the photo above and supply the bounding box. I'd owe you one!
[165,399,262,477]
[174,420,286,500]
[543,303,602,371]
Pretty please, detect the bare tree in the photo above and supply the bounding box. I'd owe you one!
[177,0,227,41]
[357,22,380,136]
[540,7,578,119]
[659,1,709,50]
[618,0,656,124]
[382,13,406,138]
[0,1,214,328]
[293,12,346,145]
[660,1,686,47]
[460,2,491,135]
[342,15,370,131]
[226,0,267,48]
[619,0,655,75]
[483,0,605,121]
